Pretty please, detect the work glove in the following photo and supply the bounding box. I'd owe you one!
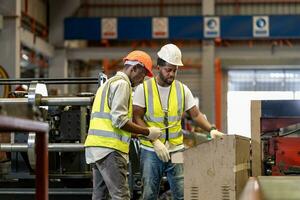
[210,129,224,139]
[152,140,170,162]
[146,127,162,140]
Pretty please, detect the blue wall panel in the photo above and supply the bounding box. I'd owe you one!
[261,100,300,117]
[169,16,203,39]
[118,17,152,40]
[270,15,300,39]
[221,16,252,39]
[64,18,101,40]
[64,15,300,41]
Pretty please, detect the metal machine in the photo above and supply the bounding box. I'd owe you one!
[0,74,187,199]
[251,100,300,177]
[259,100,300,176]
[0,77,104,199]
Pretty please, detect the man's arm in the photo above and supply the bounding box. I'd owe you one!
[121,120,148,135]
[109,79,160,139]
[133,105,148,127]
[129,105,148,138]
[187,105,213,132]
[187,105,224,139]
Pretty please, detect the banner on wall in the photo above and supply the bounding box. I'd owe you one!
[101,18,118,39]
[253,16,269,37]
[152,17,169,39]
[204,17,220,38]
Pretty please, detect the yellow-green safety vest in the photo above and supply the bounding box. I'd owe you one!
[84,75,132,154]
[140,78,185,148]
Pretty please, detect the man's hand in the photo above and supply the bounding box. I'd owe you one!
[152,140,170,162]
[210,129,224,139]
[146,127,162,140]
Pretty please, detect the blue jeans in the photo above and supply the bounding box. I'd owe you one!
[140,148,184,200]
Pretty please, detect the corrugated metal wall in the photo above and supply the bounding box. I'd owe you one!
[76,0,300,17]
[216,2,300,15]
[77,0,202,17]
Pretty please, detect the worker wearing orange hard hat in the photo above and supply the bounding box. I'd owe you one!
[123,50,153,78]
[85,50,161,199]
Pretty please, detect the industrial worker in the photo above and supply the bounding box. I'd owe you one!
[133,44,224,200]
[84,50,162,200]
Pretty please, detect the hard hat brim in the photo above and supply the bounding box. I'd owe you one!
[157,53,184,66]
[146,70,153,77]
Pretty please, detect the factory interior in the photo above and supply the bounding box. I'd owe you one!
[1,0,300,199]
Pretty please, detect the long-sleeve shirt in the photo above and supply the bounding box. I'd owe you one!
[85,71,131,164]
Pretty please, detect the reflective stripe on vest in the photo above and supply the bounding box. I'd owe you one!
[140,78,184,148]
[84,75,132,153]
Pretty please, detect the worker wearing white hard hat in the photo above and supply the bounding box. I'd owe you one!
[157,43,184,66]
[133,43,224,200]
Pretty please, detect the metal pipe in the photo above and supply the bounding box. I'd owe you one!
[0,96,93,106]
[0,80,98,85]
[0,77,98,82]
[0,77,98,85]
[0,98,28,104]
[0,144,28,151]
[0,143,84,152]
[81,2,201,8]
[0,188,92,195]
[40,97,93,106]
[48,143,84,151]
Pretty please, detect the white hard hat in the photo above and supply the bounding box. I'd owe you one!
[157,44,183,66]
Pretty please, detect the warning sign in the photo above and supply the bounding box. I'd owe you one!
[204,17,220,38]
[152,17,169,39]
[101,18,117,39]
[253,16,269,38]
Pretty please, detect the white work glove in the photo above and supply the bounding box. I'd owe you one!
[146,127,162,140]
[210,129,225,139]
[152,140,170,162]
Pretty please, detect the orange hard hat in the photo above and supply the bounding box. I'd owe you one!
[123,50,153,77]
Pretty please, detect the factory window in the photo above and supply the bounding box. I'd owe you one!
[227,69,300,138]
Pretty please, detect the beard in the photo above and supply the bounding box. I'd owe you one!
[159,72,174,85]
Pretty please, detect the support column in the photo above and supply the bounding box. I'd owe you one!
[48,0,81,95]
[201,0,216,122]
[0,0,21,78]
[49,49,68,94]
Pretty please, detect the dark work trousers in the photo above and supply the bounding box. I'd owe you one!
[92,151,130,200]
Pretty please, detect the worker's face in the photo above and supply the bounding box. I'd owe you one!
[130,65,147,87]
[158,64,178,85]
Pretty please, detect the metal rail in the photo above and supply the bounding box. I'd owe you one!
[0,115,49,200]
[0,143,84,152]
[0,96,93,106]
[0,77,98,85]
[0,188,92,195]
